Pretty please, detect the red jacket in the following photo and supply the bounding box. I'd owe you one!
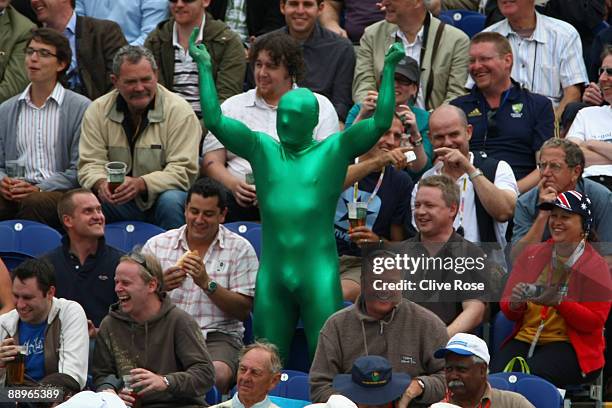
[501,241,612,374]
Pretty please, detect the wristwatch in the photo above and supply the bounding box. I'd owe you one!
[469,168,484,181]
[205,280,218,295]
[416,377,425,392]
[162,376,170,388]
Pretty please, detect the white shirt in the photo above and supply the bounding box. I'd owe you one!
[567,105,612,178]
[479,12,588,107]
[394,27,426,109]
[16,83,65,184]
[202,88,340,181]
[411,152,518,248]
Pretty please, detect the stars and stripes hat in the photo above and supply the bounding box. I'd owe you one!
[539,190,593,234]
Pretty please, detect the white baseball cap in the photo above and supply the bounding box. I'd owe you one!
[305,395,358,408]
[434,333,490,365]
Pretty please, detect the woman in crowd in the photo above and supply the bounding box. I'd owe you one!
[493,190,612,387]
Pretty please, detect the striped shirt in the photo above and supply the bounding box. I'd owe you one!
[142,224,258,340]
[171,17,206,117]
[224,0,248,43]
[483,11,588,107]
[16,83,65,184]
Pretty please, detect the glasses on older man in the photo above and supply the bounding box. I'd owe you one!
[537,161,568,173]
[25,47,57,58]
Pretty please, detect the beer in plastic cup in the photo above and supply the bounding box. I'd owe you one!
[105,162,127,193]
[347,202,368,231]
[6,345,27,385]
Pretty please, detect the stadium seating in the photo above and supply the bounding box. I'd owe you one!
[489,372,563,408]
[223,221,262,259]
[104,221,165,252]
[439,9,486,38]
[0,219,62,257]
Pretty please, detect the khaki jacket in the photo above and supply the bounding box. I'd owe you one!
[353,15,470,110]
[0,6,35,103]
[78,84,201,210]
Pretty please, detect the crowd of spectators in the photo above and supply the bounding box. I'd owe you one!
[0,0,611,407]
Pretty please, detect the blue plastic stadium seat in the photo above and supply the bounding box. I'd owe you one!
[0,251,35,271]
[104,221,165,252]
[269,396,310,408]
[270,370,310,401]
[439,9,486,38]
[0,219,62,257]
[223,221,262,259]
[489,372,563,408]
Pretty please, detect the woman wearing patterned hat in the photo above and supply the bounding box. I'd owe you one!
[492,190,612,387]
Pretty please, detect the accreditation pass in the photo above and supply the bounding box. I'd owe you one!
[0,387,64,403]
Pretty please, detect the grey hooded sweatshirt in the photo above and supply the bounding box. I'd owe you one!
[93,295,214,407]
[309,297,449,405]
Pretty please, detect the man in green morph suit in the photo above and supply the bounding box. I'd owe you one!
[189,30,404,361]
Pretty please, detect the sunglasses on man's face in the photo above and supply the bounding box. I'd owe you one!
[599,67,612,77]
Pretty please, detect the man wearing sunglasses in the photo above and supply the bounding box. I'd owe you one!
[0,28,90,229]
[567,46,612,192]
[0,0,35,103]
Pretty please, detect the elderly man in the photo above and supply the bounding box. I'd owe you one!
[78,45,201,230]
[512,138,612,256]
[353,0,470,110]
[0,0,35,103]
[92,250,215,407]
[413,105,518,252]
[211,342,282,408]
[31,0,127,100]
[0,28,90,230]
[450,32,553,193]
[0,259,89,396]
[482,0,588,117]
[143,177,258,393]
[434,333,534,407]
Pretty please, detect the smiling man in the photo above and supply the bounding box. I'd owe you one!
[92,250,215,407]
[0,27,90,230]
[272,0,355,122]
[44,189,123,334]
[143,177,258,393]
[78,45,201,230]
[0,258,89,397]
[450,32,553,194]
[145,0,245,117]
[201,32,339,222]
[482,0,588,117]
